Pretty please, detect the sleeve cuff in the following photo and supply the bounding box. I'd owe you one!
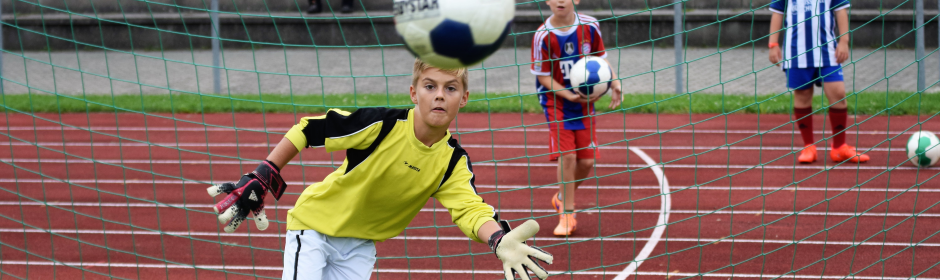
[531,69,551,76]
[769,8,784,14]
[834,4,850,11]
[471,217,497,243]
[284,125,308,152]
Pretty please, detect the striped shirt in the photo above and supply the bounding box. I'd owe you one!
[769,0,850,69]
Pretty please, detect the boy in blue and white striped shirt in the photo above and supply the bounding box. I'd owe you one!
[768,0,870,164]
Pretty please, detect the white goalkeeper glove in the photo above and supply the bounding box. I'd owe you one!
[488,219,554,280]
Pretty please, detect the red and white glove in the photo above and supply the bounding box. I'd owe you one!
[207,160,287,233]
[489,220,554,280]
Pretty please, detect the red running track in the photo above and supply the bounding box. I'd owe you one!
[0,112,939,280]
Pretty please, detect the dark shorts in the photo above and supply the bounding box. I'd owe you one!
[785,66,844,90]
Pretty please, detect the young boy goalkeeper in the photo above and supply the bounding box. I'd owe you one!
[207,59,553,280]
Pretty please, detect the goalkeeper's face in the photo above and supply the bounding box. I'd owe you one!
[410,68,469,129]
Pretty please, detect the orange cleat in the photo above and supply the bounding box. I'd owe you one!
[798,145,817,163]
[553,213,577,236]
[830,144,870,163]
[551,192,564,214]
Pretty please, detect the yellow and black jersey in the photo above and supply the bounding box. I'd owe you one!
[284,108,497,242]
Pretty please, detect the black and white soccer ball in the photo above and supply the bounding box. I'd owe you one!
[570,56,612,96]
[393,0,515,69]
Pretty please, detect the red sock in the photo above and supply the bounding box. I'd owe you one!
[829,107,848,148]
[794,107,814,146]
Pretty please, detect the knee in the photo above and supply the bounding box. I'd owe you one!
[792,90,814,107]
[794,89,813,99]
[825,90,847,107]
[577,159,595,170]
[561,154,578,165]
[827,88,846,99]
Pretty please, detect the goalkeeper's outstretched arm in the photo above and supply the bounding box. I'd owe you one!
[205,136,298,233]
[266,137,301,170]
[209,108,396,232]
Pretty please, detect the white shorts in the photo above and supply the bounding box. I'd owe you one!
[281,229,376,280]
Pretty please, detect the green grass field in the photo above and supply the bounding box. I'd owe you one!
[3,91,939,116]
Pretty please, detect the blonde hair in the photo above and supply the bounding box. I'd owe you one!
[412,58,469,91]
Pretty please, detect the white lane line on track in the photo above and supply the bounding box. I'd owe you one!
[0,141,908,153]
[0,201,934,218]
[3,158,931,170]
[4,179,937,193]
[1,228,936,247]
[616,147,671,280]
[0,261,934,280]
[6,126,923,136]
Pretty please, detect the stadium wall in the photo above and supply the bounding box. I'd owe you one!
[0,0,918,14]
[0,0,934,50]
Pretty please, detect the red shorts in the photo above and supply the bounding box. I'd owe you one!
[547,125,598,161]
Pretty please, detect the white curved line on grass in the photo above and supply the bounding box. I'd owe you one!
[614,147,672,280]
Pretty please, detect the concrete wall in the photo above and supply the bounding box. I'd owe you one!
[3,9,936,51]
[0,0,935,50]
[1,0,919,14]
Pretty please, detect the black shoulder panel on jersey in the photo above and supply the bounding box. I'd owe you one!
[343,108,409,174]
[438,137,503,233]
[302,107,401,148]
[437,137,477,193]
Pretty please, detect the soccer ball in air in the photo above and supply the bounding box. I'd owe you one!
[393,0,515,69]
[569,56,612,96]
[906,131,940,167]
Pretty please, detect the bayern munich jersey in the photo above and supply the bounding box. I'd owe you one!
[769,0,850,69]
[530,14,606,130]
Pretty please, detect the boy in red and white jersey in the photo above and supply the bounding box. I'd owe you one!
[531,0,623,236]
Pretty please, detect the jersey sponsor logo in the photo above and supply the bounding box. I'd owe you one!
[404,161,421,172]
[559,60,575,80]
[788,0,798,14]
[564,42,575,55]
[791,0,816,14]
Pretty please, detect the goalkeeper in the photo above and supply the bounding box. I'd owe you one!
[207,59,553,280]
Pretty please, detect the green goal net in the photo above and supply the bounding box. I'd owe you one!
[1,0,939,279]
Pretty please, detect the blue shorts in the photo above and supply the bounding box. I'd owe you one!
[785,66,844,90]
